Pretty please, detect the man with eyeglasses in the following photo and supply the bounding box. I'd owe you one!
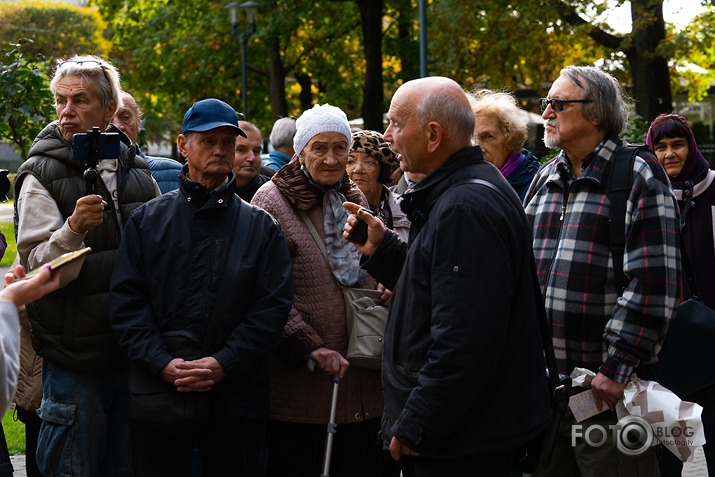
[524,65,680,476]
[13,54,159,477]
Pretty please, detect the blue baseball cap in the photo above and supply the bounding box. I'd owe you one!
[181,98,246,136]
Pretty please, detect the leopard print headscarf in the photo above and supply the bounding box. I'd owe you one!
[350,130,399,174]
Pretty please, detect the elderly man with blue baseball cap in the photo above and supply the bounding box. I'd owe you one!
[110,98,294,476]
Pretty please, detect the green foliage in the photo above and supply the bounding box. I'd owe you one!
[0,41,55,161]
[93,0,366,139]
[2,410,25,455]
[0,0,112,67]
[0,221,17,268]
[622,115,650,144]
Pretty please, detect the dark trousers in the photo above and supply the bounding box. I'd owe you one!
[400,450,514,477]
[266,418,400,477]
[16,408,42,477]
[132,414,266,477]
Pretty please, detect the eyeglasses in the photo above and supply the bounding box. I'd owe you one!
[539,98,592,113]
[58,59,111,84]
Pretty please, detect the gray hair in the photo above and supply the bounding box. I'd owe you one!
[467,90,528,153]
[416,90,475,149]
[119,91,141,119]
[560,65,627,136]
[269,117,297,150]
[51,55,122,116]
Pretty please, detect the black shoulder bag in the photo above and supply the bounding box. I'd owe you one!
[128,202,253,434]
[457,178,570,473]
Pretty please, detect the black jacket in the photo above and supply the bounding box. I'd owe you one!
[363,147,551,458]
[110,170,293,418]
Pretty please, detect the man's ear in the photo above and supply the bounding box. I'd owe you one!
[103,100,118,126]
[425,121,443,154]
[177,134,188,156]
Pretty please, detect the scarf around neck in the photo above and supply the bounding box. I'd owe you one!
[272,158,364,285]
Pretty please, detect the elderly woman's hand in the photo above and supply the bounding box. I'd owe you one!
[310,347,349,379]
[342,202,386,257]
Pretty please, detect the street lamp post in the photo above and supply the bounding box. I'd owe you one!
[225,1,258,118]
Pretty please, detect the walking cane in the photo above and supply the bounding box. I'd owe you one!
[308,359,341,477]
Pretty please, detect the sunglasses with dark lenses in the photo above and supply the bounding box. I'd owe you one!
[539,98,592,113]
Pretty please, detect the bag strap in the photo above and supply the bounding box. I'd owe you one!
[607,144,643,296]
[456,178,562,392]
[202,200,253,353]
[298,209,331,264]
[679,235,701,301]
[298,209,352,291]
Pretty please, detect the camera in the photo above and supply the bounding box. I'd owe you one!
[72,127,120,166]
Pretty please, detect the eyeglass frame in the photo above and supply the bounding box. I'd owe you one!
[539,98,592,113]
[57,59,111,85]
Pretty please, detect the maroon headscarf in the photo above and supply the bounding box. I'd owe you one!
[646,114,710,190]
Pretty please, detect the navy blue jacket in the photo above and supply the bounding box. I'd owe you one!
[110,172,293,418]
[507,148,541,202]
[362,146,551,458]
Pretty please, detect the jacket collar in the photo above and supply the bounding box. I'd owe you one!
[400,146,483,227]
[548,134,624,188]
[178,165,238,209]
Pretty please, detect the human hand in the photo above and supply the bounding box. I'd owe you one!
[310,347,349,379]
[2,264,60,307]
[377,283,392,306]
[68,195,107,233]
[591,372,626,411]
[160,357,215,392]
[342,202,386,257]
[389,436,420,461]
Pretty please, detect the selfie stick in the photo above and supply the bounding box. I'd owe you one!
[83,127,102,195]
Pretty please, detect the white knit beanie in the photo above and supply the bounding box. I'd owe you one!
[293,104,352,157]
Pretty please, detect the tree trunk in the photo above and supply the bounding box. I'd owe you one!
[296,74,313,112]
[627,0,672,121]
[395,0,419,82]
[356,0,385,132]
[268,38,289,120]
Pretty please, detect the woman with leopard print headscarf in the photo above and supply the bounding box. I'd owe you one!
[347,130,410,242]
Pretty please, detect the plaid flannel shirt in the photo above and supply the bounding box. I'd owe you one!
[524,135,680,383]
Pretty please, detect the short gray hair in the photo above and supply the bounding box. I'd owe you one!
[51,54,122,116]
[416,90,475,149]
[270,117,297,150]
[560,65,627,136]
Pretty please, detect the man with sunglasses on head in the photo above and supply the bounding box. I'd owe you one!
[524,65,680,476]
[13,54,159,477]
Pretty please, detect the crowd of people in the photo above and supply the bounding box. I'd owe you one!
[0,52,712,477]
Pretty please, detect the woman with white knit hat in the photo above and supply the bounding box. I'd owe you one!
[252,104,399,477]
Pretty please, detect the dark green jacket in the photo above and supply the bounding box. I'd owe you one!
[14,121,156,372]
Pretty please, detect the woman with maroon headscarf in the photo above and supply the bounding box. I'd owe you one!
[647,113,715,476]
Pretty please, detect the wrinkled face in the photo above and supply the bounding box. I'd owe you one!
[653,136,689,178]
[383,88,426,174]
[178,126,237,189]
[233,129,263,183]
[112,103,141,144]
[55,75,115,144]
[299,131,349,186]
[346,150,381,202]
[542,75,597,151]
[474,114,512,169]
